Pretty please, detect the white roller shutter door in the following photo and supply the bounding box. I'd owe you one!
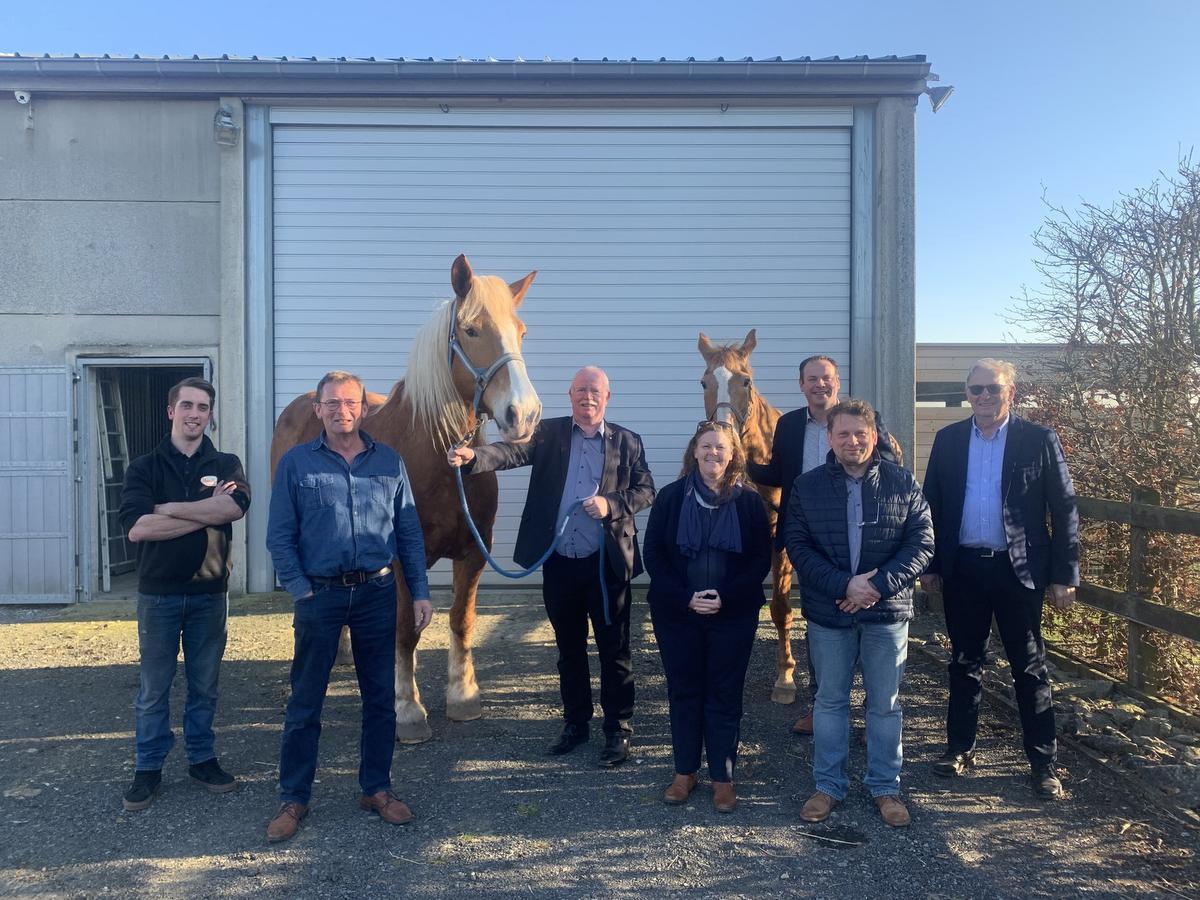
[271,107,852,584]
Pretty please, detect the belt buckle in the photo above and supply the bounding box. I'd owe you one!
[339,571,361,586]
[979,548,997,558]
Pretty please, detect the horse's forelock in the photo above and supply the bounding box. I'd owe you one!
[706,343,753,376]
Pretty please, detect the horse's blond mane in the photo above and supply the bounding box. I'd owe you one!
[404,274,514,449]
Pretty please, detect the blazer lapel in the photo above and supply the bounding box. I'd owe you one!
[947,417,972,534]
[1001,415,1023,501]
[601,423,619,493]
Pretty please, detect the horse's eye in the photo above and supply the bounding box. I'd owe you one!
[464,326,479,338]
[743,378,752,387]
[699,379,706,387]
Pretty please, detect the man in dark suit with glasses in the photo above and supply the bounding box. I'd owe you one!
[921,358,1080,799]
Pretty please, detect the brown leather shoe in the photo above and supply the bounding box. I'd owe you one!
[663,773,698,805]
[800,791,838,823]
[266,802,308,843]
[792,711,814,735]
[875,795,911,827]
[359,790,413,825]
[712,781,736,813]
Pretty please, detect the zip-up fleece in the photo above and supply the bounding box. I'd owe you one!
[119,435,251,595]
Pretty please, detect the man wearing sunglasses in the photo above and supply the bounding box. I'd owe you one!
[746,355,900,735]
[920,359,1080,800]
[266,370,433,842]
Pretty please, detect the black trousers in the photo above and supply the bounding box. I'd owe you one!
[542,551,633,734]
[652,607,757,782]
[943,548,1057,768]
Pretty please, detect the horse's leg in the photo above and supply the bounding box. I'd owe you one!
[393,572,432,744]
[445,553,483,721]
[335,626,353,665]
[769,549,797,704]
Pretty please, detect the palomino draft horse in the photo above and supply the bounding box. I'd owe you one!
[270,254,542,742]
[697,330,798,704]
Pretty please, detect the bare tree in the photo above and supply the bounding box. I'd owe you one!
[1012,158,1200,699]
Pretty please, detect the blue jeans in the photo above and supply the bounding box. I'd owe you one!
[279,572,398,805]
[134,592,229,771]
[808,619,908,800]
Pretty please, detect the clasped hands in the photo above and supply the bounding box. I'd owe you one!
[837,568,880,613]
[689,589,722,615]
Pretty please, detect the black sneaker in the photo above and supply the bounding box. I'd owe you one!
[1032,766,1064,799]
[189,758,237,793]
[122,770,162,811]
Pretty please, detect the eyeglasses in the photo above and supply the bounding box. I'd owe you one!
[696,420,736,432]
[318,399,362,411]
[967,384,1006,396]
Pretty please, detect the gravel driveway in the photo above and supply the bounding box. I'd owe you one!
[1,591,1197,899]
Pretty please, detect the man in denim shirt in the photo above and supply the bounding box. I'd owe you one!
[266,371,433,843]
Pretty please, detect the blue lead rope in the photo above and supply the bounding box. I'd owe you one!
[453,465,612,626]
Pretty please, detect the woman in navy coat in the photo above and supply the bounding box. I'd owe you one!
[643,421,772,812]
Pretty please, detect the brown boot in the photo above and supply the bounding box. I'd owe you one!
[712,781,736,813]
[800,791,838,823]
[266,802,308,843]
[359,789,413,824]
[663,773,698,805]
[875,795,911,827]
[792,711,814,735]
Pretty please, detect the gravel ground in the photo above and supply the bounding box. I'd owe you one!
[1,591,1197,899]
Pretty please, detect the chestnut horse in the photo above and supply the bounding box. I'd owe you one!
[697,330,798,704]
[270,255,542,742]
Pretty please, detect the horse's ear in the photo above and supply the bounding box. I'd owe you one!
[698,332,716,359]
[451,254,474,299]
[508,270,537,308]
[741,328,757,356]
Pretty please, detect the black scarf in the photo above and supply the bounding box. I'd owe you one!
[676,469,743,558]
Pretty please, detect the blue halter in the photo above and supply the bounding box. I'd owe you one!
[447,309,612,624]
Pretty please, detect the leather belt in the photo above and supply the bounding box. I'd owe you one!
[309,566,391,587]
[960,546,1002,558]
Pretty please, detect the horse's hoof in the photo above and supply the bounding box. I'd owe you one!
[395,720,433,744]
[770,685,797,705]
[445,696,483,722]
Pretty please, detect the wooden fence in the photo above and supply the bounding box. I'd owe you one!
[1074,490,1200,690]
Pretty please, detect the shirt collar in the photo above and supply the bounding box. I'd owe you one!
[971,414,1010,441]
[572,418,606,439]
[313,429,376,451]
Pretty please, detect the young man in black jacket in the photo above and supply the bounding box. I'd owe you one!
[785,399,933,828]
[118,377,250,810]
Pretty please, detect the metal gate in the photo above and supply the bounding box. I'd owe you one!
[0,366,74,604]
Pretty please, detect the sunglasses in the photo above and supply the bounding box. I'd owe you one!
[696,420,736,432]
[967,384,1007,396]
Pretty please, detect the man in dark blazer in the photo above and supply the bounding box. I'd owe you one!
[921,358,1080,799]
[746,355,899,735]
[449,367,656,766]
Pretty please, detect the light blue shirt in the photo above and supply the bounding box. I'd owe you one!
[802,410,831,474]
[846,474,865,573]
[556,421,606,558]
[959,416,1009,550]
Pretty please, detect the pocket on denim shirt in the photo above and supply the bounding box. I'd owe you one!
[299,474,338,510]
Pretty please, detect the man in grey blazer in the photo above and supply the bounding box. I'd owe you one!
[449,367,655,766]
[921,358,1080,799]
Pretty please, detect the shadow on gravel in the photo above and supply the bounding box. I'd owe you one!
[1,600,1197,898]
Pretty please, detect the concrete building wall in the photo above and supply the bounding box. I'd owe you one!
[0,98,223,354]
[0,96,249,594]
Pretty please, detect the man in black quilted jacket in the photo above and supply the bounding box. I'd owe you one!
[785,399,934,829]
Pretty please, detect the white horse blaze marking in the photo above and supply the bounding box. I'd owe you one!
[713,366,735,424]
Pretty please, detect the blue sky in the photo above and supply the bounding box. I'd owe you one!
[6,0,1198,342]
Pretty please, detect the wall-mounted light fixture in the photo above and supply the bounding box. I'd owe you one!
[213,106,240,146]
